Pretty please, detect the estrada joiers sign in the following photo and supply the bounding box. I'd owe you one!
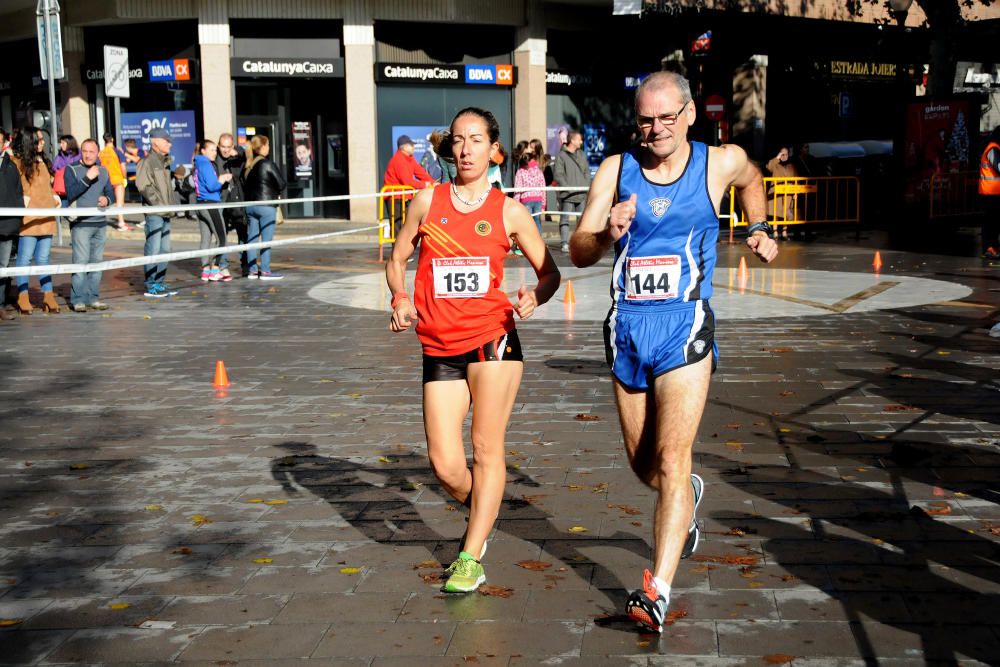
[230,57,345,78]
[376,62,517,87]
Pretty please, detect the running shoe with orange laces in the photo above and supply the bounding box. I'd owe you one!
[626,569,669,633]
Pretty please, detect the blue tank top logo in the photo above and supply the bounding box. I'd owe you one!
[650,197,671,218]
[612,140,719,309]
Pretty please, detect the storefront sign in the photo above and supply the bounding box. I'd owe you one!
[624,74,649,90]
[545,71,593,91]
[829,60,897,79]
[376,63,516,87]
[83,65,144,81]
[120,110,196,169]
[231,58,344,78]
[148,59,191,82]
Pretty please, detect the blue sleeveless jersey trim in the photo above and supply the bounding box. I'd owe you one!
[611,141,719,309]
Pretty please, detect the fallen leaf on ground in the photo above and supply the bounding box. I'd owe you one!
[690,565,715,573]
[253,558,273,564]
[725,440,745,451]
[631,521,643,527]
[445,506,458,512]
[779,390,795,397]
[665,609,688,625]
[69,463,90,470]
[748,581,764,588]
[522,494,547,503]
[609,504,642,515]
[109,603,130,610]
[592,482,609,494]
[190,515,211,526]
[726,423,742,429]
[926,502,952,516]
[516,560,552,571]
[463,656,480,663]
[764,347,793,353]
[264,499,288,505]
[637,639,651,648]
[567,526,588,533]
[246,498,264,503]
[0,619,23,627]
[421,572,443,584]
[378,456,395,464]
[172,547,193,555]
[739,566,758,579]
[144,504,163,511]
[413,560,441,570]
[763,655,795,665]
[691,554,760,566]
[567,484,583,491]
[883,404,919,412]
[478,585,514,598]
[574,414,600,421]
[339,567,362,574]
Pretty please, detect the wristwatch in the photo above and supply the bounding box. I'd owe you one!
[746,221,773,238]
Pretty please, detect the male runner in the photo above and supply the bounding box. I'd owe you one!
[570,71,778,632]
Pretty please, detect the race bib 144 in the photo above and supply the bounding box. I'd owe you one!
[625,255,681,300]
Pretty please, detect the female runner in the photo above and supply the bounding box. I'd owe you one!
[386,107,560,593]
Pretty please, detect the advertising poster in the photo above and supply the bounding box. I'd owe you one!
[902,100,973,205]
[291,121,314,179]
[546,124,570,158]
[391,125,445,181]
[583,123,608,177]
[120,110,196,169]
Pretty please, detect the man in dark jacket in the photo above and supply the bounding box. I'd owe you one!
[215,133,249,276]
[64,138,115,312]
[552,130,591,252]
[0,127,23,319]
[135,128,177,298]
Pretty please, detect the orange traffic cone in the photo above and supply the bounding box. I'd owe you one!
[737,256,748,281]
[563,280,576,304]
[213,360,230,389]
[873,251,883,272]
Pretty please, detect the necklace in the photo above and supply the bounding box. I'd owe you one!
[451,182,490,207]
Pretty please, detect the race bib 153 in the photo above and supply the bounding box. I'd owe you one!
[432,257,490,299]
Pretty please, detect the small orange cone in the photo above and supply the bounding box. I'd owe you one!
[213,360,230,389]
[873,251,883,272]
[737,256,748,281]
[563,280,576,304]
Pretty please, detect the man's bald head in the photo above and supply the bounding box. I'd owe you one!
[635,71,692,113]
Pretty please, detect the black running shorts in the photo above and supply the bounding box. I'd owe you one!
[422,329,523,383]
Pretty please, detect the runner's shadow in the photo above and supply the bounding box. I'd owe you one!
[270,441,648,625]
[701,451,1000,663]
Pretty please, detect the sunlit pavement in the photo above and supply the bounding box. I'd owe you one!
[1,231,998,664]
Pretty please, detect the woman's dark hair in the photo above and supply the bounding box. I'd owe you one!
[450,107,500,143]
[12,126,51,183]
[511,140,530,168]
[58,134,79,156]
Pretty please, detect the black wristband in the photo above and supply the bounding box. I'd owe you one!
[747,221,773,238]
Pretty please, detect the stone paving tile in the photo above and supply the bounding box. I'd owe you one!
[1,238,998,663]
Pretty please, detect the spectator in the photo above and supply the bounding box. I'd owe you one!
[429,130,455,183]
[215,133,249,277]
[192,139,233,282]
[64,138,115,312]
[383,134,435,197]
[135,127,178,298]
[52,134,80,201]
[552,129,591,252]
[242,135,286,280]
[98,133,129,231]
[0,127,23,320]
[172,165,195,210]
[10,126,59,314]
[123,138,144,203]
[765,145,799,240]
[513,142,546,236]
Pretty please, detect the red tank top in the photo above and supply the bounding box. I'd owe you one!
[414,185,514,356]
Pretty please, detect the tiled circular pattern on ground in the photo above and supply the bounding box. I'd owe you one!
[307,268,972,321]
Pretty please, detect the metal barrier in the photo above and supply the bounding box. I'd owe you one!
[929,171,983,219]
[377,185,417,262]
[728,176,860,242]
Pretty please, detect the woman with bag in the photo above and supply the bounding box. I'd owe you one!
[242,135,286,280]
[52,134,80,201]
[10,127,60,314]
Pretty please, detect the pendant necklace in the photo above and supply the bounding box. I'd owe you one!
[451,182,490,207]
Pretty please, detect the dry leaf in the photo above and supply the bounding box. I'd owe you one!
[144,504,163,511]
[610,504,642,515]
[690,565,715,573]
[592,482,609,494]
[253,558,273,564]
[69,463,90,470]
[522,494,547,503]
[739,566,758,579]
[691,554,760,566]
[264,499,288,505]
[764,347,793,353]
[779,390,795,397]
[172,547,193,555]
[413,560,441,570]
[574,414,600,421]
[748,581,764,588]
[567,526,588,533]
[763,655,795,665]
[190,515,211,526]
[109,603,130,610]
[637,639,651,648]
[726,423,742,429]
[516,560,552,571]
[421,572,443,584]
[665,609,688,625]
[926,502,952,516]
[567,484,583,491]
[0,619,23,627]
[631,521,643,527]
[339,567,362,574]
[246,499,264,503]
[478,584,513,598]
[378,456,395,464]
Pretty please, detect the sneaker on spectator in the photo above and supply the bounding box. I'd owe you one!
[200,268,211,282]
[144,284,167,298]
[560,243,570,253]
[159,283,179,296]
[219,268,233,282]
[259,271,284,281]
[71,303,87,313]
[88,301,109,311]
[208,268,222,282]
[246,270,259,280]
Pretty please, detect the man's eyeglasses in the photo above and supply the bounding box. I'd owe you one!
[636,101,689,129]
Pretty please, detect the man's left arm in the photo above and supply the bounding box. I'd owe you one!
[720,144,777,263]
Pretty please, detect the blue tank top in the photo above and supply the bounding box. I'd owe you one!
[611,141,718,310]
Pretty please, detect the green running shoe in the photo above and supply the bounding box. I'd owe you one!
[441,552,485,593]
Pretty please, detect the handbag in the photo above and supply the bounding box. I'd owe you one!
[275,205,284,225]
[53,167,66,196]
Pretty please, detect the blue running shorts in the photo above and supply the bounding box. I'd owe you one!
[603,300,718,390]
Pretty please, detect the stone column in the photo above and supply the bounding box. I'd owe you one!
[60,25,90,139]
[513,6,547,146]
[198,0,233,141]
[344,2,378,222]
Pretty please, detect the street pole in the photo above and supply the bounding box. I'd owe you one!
[42,0,61,245]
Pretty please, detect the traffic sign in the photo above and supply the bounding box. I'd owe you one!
[704,94,726,122]
[36,0,63,80]
[104,45,130,98]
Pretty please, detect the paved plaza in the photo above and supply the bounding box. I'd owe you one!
[0,230,998,665]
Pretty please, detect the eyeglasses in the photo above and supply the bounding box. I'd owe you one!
[636,101,689,129]
[219,144,234,150]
